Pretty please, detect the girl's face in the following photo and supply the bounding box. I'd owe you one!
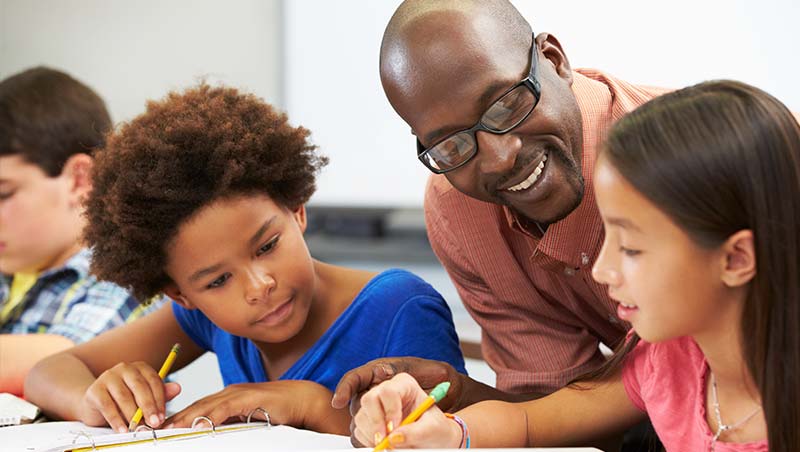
[591,157,733,343]
[164,194,316,344]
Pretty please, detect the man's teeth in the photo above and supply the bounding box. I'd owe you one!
[507,155,547,192]
[621,303,637,309]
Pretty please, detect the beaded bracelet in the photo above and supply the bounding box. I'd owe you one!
[444,413,471,448]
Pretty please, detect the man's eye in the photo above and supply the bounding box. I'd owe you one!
[207,273,231,289]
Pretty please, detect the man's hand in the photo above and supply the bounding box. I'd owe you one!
[332,357,465,413]
[331,357,467,445]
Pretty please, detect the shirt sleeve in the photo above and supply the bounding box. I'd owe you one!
[47,280,148,344]
[382,292,467,375]
[621,339,651,412]
[425,179,606,394]
[171,301,214,351]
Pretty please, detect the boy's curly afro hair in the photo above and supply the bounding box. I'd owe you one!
[85,84,327,302]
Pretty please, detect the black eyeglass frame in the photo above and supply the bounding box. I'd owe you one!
[415,33,542,174]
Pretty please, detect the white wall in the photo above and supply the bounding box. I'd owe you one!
[0,0,283,122]
[284,0,799,207]
[2,0,797,207]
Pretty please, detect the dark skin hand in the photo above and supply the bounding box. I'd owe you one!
[331,357,539,445]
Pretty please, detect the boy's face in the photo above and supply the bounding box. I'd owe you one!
[164,194,317,345]
[0,155,88,274]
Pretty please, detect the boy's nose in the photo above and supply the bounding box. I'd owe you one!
[245,271,276,304]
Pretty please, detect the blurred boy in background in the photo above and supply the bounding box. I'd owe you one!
[0,67,160,396]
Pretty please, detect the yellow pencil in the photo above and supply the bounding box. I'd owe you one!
[127,343,181,431]
[372,381,450,452]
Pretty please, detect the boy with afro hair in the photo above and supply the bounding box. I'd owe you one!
[25,83,466,435]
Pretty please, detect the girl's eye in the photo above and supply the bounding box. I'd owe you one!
[207,273,231,289]
[256,237,279,256]
[619,246,642,257]
[0,190,17,200]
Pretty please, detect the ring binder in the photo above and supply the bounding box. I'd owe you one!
[55,412,273,452]
[246,407,271,426]
[133,425,157,444]
[190,416,216,435]
[70,432,96,451]
[23,419,351,452]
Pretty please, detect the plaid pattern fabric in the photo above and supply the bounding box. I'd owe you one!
[0,248,162,343]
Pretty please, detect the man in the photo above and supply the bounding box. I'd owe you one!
[332,0,670,420]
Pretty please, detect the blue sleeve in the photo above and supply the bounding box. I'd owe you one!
[383,294,467,375]
[171,301,214,351]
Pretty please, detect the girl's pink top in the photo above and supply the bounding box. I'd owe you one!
[622,336,767,451]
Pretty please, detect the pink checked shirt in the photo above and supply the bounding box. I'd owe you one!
[425,69,670,393]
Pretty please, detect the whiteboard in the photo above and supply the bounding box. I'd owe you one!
[284,0,799,207]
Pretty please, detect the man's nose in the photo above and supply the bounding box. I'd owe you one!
[475,131,522,176]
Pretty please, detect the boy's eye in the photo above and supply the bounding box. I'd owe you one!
[207,273,231,289]
[256,237,279,256]
[0,190,16,200]
[619,246,642,257]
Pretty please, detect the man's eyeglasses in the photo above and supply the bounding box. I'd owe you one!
[416,33,541,174]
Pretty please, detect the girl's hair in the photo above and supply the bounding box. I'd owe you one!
[599,80,800,451]
[85,84,328,302]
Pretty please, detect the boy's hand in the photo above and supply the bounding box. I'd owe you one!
[79,361,182,433]
[353,372,463,449]
[163,380,350,435]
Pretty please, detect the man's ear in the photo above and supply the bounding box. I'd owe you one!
[720,229,756,288]
[61,153,94,208]
[536,33,573,84]
[163,283,196,309]
[291,205,307,233]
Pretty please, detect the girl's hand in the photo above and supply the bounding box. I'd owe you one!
[163,380,350,435]
[353,372,463,449]
[79,361,182,433]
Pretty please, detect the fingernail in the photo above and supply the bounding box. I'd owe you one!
[387,421,394,433]
[150,415,160,426]
[389,432,405,446]
[159,413,165,422]
[374,432,384,444]
[117,426,127,433]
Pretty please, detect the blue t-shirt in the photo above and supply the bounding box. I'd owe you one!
[173,269,467,391]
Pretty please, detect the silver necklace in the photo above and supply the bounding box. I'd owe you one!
[709,371,762,451]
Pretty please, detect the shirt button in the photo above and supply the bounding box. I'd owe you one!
[564,267,576,276]
[608,314,619,324]
[581,252,590,266]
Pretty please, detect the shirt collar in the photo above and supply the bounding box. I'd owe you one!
[503,69,616,267]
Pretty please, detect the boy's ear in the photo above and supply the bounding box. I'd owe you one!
[291,205,307,233]
[163,283,196,309]
[61,153,94,207]
[720,229,756,288]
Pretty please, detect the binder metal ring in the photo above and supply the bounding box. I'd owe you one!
[134,424,158,444]
[191,415,217,435]
[71,431,97,451]
[246,407,271,426]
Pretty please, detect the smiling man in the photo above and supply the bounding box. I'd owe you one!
[333,0,671,420]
